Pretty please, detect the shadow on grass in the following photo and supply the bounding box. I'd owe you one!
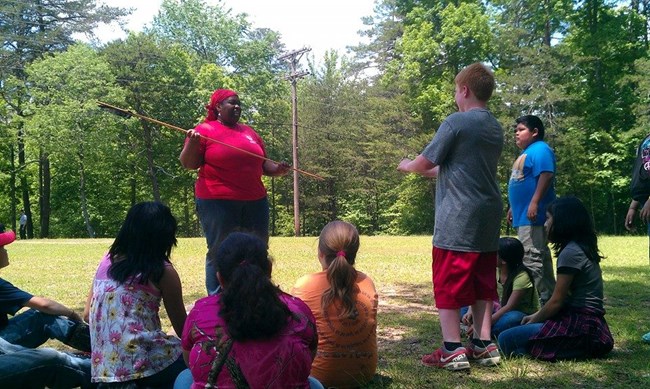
[368,276,650,388]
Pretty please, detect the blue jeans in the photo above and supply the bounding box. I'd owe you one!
[460,306,524,339]
[173,368,192,389]
[196,197,269,295]
[0,338,92,389]
[0,308,77,348]
[492,310,527,338]
[497,323,543,357]
[173,368,325,389]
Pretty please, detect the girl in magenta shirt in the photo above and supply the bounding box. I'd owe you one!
[180,232,318,388]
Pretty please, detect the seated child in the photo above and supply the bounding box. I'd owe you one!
[180,232,318,388]
[462,237,538,338]
[498,197,614,360]
[1,225,90,353]
[84,202,187,387]
[292,221,378,388]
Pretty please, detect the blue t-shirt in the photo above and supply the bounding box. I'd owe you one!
[0,278,33,329]
[508,140,556,227]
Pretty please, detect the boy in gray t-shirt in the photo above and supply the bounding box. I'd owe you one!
[398,63,503,370]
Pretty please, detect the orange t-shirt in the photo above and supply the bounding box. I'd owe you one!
[292,271,378,388]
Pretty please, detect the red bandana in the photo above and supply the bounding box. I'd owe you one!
[205,89,238,121]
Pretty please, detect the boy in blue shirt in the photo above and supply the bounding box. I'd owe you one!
[507,115,556,306]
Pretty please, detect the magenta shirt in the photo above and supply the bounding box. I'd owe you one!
[187,121,267,201]
[181,293,317,388]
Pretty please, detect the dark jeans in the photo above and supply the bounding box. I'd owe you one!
[196,197,269,295]
[0,338,92,389]
[0,308,78,349]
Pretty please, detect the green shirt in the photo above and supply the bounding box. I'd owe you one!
[497,271,539,315]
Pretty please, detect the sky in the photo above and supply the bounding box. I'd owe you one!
[96,0,376,61]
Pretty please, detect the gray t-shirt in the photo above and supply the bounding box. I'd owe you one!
[422,108,503,252]
[557,241,604,311]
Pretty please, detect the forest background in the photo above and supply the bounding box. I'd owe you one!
[2,0,650,239]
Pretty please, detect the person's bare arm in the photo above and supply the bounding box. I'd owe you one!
[640,198,650,223]
[263,160,291,177]
[159,265,187,337]
[82,283,94,323]
[527,172,554,221]
[626,199,641,231]
[492,289,526,323]
[26,296,82,322]
[521,273,573,324]
[397,155,438,177]
[179,130,203,169]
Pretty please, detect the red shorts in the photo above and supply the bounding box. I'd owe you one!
[432,247,498,309]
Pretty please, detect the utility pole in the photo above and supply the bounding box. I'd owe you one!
[278,48,310,237]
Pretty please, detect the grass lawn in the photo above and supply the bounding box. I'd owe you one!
[3,235,649,388]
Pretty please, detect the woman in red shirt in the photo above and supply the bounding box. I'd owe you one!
[180,89,289,295]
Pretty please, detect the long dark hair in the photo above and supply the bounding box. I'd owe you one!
[211,232,291,341]
[108,202,177,284]
[547,196,603,263]
[498,237,536,307]
[319,221,360,319]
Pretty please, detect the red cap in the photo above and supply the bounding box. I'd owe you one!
[0,230,16,247]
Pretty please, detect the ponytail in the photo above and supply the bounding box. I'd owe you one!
[211,233,291,341]
[322,253,358,319]
[318,221,361,319]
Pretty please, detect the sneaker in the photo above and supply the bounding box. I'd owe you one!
[421,347,470,371]
[466,342,501,366]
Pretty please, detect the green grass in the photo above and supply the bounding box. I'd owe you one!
[3,236,650,388]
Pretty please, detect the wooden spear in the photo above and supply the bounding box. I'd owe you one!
[97,101,324,181]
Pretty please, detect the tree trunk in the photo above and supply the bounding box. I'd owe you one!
[39,149,51,238]
[9,144,17,232]
[78,145,95,238]
[18,122,33,238]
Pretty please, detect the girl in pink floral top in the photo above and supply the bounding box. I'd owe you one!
[83,202,187,388]
[180,232,318,388]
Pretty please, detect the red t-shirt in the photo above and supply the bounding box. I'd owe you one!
[188,121,267,200]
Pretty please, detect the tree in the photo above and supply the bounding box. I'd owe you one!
[0,0,129,237]
[26,44,127,237]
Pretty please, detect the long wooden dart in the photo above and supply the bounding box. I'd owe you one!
[97,101,324,181]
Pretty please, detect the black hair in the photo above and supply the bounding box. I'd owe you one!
[210,232,291,341]
[0,223,4,232]
[108,202,178,284]
[498,237,536,307]
[516,115,545,141]
[547,196,603,263]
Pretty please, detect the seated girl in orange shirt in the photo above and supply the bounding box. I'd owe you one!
[292,221,378,388]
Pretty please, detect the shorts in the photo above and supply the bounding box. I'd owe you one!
[432,247,498,309]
